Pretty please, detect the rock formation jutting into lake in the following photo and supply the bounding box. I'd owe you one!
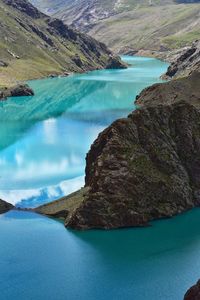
[36,70,200,230]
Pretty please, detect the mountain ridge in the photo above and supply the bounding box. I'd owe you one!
[0,0,126,88]
[30,0,200,53]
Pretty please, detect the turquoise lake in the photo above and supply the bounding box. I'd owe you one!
[1,56,199,300]
[0,56,168,207]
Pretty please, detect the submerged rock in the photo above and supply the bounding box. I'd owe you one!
[0,199,14,214]
[184,280,200,300]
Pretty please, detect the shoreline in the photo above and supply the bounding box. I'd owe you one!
[0,50,172,96]
[0,56,127,100]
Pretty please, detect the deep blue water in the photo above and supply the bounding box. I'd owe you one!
[1,56,198,300]
[1,209,200,300]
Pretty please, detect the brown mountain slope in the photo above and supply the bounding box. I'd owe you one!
[0,0,125,87]
[31,0,200,53]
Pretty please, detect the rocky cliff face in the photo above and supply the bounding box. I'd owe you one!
[64,72,200,230]
[184,280,200,300]
[163,40,200,78]
[0,199,14,214]
[66,100,200,229]
[36,72,200,230]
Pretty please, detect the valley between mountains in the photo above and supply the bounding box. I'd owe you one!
[0,1,200,299]
[31,0,200,53]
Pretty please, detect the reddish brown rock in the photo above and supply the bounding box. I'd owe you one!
[184,280,200,300]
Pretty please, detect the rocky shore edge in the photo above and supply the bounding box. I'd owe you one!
[34,71,200,231]
[0,84,34,100]
[0,55,126,101]
[121,40,200,79]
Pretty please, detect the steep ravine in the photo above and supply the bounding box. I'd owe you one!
[36,72,200,230]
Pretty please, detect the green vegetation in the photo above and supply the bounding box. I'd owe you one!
[32,0,200,52]
[0,0,113,87]
[35,188,88,220]
[88,3,200,52]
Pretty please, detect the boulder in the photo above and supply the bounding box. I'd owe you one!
[106,56,128,69]
[0,84,34,100]
[9,84,34,97]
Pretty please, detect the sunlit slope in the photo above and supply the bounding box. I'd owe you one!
[31,0,200,52]
[89,3,200,52]
[0,0,115,86]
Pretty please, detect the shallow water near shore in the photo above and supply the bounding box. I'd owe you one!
[0,56,168,206]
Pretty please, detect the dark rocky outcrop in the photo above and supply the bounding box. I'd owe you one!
[106,56,128,69]
[0,199,14,214]
[163,40,200,79]
[36,72,200,230]
[67,102,200,229]
[135,72,200,107]
[3,0,43,18]
[184,280,200,300]
[0,84,34,100]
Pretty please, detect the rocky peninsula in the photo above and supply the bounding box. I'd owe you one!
[36,71,200,230]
